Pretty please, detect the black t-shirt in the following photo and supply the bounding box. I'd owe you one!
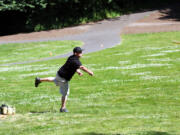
[58,55,82,81]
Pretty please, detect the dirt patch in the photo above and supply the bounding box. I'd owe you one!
[122,4,180,34]
[0,25,90,43]
[122,23,180,34]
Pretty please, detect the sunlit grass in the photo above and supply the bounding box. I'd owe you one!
[0,32,180,135]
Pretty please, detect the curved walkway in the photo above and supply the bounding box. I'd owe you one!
[0,11,154,66]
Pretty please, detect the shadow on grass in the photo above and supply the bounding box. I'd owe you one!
[81,131,172,135]
[29,111,51,114]
[81,133,122,135]
[137,131,172,135]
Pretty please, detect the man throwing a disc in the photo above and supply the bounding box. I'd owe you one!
[35,47,93,112]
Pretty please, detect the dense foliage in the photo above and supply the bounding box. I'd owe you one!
[0,0,47,11]
[0,0,176,35]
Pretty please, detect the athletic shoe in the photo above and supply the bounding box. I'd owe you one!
[35,77,41,87]
[60,108,69,113]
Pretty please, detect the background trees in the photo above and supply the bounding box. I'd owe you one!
[0,0,176,35]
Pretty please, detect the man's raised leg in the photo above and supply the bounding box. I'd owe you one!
[35,77,55,87]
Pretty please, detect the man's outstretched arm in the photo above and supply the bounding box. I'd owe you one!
[79,66,94,76]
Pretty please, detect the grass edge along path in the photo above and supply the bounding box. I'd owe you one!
[0,40,83,65]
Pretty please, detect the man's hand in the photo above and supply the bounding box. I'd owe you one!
[76,69,83,76]
[88,71,94,76]
[78,72,83,76]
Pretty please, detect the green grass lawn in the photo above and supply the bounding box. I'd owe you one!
[0,40,82,65]
[0,32,180,135]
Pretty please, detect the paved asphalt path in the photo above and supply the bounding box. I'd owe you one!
[0,11,154,66]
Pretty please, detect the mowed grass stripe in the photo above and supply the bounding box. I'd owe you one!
[0,40,82,64]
